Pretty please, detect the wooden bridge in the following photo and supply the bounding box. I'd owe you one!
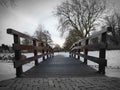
[7,27,111,77]
[1,27,120,90]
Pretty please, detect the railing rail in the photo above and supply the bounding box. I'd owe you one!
[70,27,112,74]
[7,28,54,77]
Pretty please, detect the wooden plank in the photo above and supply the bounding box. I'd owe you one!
[7,28,36,40]
[7,28,52,48]
[71,43,106,51]
[13,44,51,51]
[7,29,51,48]
[71,29,108,48]
[14,53,52,68]
[74,53,107,66]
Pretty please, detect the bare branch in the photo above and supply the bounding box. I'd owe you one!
[55,0,106,38]
[0,0,16,7]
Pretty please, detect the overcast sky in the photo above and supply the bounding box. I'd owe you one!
[0,0,120,47]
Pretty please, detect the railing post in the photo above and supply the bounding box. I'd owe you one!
[77,49,80,60]
[99,31,107,74]
[52,49,54,57]
[46,45,49,59]
[14,35,23,77]
[33,40,38,66]
[49,48,51,58]
[41,43,45,61]
[50,47,52,58]
[77,42,81,60]
[71,46,73,58]
[84,39,89,64]
[74,44,77,59]
[69,51,71,57]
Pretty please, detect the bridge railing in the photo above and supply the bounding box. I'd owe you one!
[70,27,112,74]
[7,28,54,77]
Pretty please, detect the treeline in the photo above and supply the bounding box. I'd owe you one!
[0,44,13,53]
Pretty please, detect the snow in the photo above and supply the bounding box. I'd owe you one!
[0,62,16,81]
[0,50,120,81]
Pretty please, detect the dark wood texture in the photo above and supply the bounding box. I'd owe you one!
[7,28,53,77]
[70,27,110,74]
[13,34,23,77]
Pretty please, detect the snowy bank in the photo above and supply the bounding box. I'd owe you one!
[0,51,120,81]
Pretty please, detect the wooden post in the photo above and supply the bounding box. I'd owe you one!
[33,40,38,66]
[99,31,107,74]
[72,53,74,58]
[49,46,51,58]
[69,51,71,57]
[50,47,52,58]
[77,42,81,60]
[14,35,23,77]
[52,49,54,57]
[47,45,49,59]
[48,46,52,58]
[74,44,77,59]
[77,49,80,60]
[74,50,76,59]
[49,47,51,58]
[41,43,45,61]
[84,39,89,64]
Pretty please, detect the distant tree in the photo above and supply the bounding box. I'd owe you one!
[1,44,9,52]
[53,44,61,51]
[104,12,120,45]
[34,25,53,45]
[55,0,106,38]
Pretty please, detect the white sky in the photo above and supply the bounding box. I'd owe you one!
[0,0,65,47]
[0,0,120,47]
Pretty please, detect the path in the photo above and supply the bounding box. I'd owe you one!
[0,77,120,90]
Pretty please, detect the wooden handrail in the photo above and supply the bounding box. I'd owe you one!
[7,28,35,40]
[70,28,108,49]
[70,27,112,74]
[7,28,54,77]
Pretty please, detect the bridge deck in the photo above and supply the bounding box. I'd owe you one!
[22,56,103,78]
[1,56,120,90]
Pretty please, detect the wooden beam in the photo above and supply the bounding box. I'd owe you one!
[74,53,107,66]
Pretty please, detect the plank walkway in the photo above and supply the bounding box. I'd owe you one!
[21,56,102,78]
[0,56,120,90]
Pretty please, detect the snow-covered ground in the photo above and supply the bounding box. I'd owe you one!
[0,50,120,81]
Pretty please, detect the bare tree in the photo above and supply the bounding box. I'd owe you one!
[104,12,120,44]
[34,25,53,45]
[55,0,106,38]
